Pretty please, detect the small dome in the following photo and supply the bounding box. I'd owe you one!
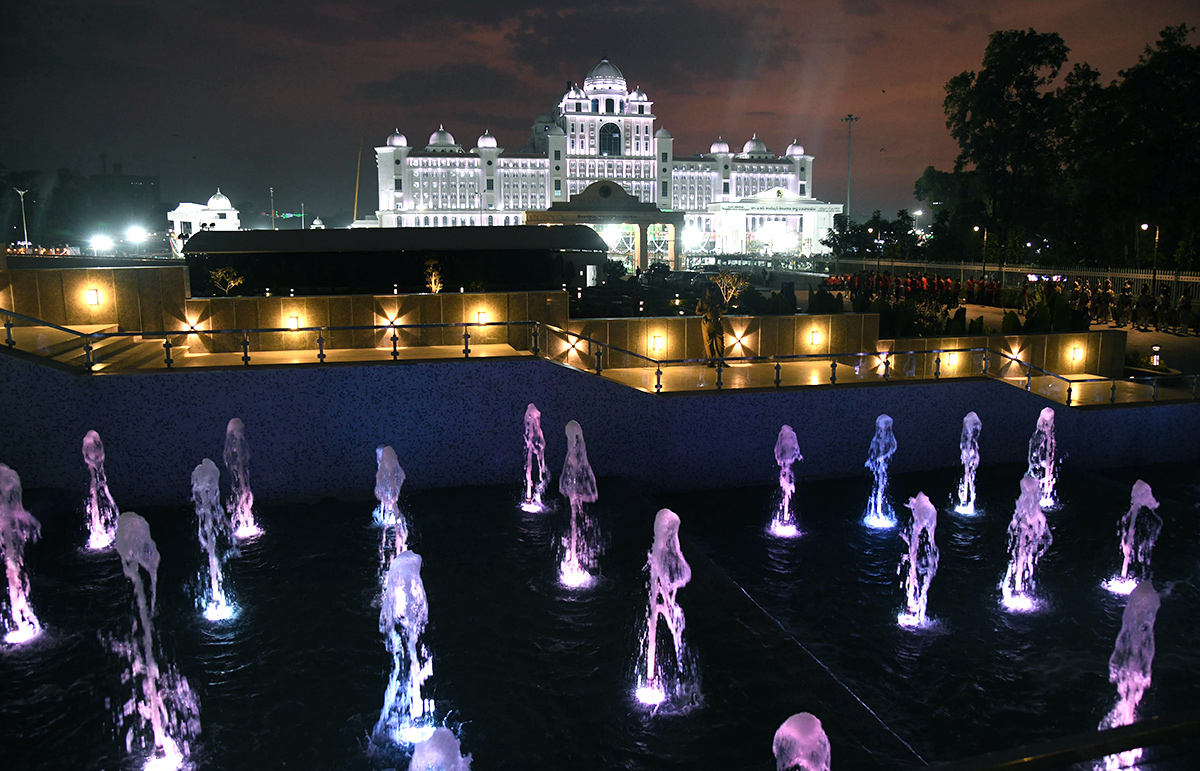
[630,87,647,101]
[386,129,407,147]
[477,130,497,149]
[584,58,626,90]
[428,124,455,146]
[206,188,232,209]
[786,139,805,156]
[655,128,671,139]
[547,124,566,136]
[310,217,324,229]
[742,134,768,154]
[709,137,730,154]
[569,85,585,99]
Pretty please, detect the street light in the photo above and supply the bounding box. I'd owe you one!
[974,225,988,280]
[126,226,147,255]
[1142,223,1159,289]
[90,235,114,256]
[913,209,923,234]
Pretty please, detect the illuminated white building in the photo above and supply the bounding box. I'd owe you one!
[167,189,241,236]
[359,58,840,263]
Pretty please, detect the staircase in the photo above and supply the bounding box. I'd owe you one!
[4,324,187,372]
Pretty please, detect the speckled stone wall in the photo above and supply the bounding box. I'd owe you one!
[1,351,1197,506]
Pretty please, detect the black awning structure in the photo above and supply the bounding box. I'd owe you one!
[182,225,608,296]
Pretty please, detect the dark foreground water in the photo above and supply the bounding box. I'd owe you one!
[2,465,1198,770]
[667,463,1200,769]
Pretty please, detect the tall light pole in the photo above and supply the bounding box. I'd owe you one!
[301,202,306,230]
[974,225,988,280]
[842,114,859,224]
[12,188,29,252]
[270,186,276,230]
[1142,223,1159,289]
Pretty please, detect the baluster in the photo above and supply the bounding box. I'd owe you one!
[655,365,663,393]
[531,326,540,357]
[241,332,251,365]
[982,349,989,375]
[4,315,13,348]
[391,329,399,361]
[934,353,941,379]
[1111,381,1118,404]
[595,348,603,375]
[83,337,94,371]
[317,332,326,363]
[1025,365,1032,391]
[462,328,471,358]
[716,360,723,390]
[883,353,891,381]
[163,339,173,369]
[774,361,781,387]
[1066,383,1073,406]
[830,360,837,384]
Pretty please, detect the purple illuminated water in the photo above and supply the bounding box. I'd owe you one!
[634,508,695,708]
[1000,475,1053,612]
[520,403,549,513]
[897,492,939,627]
[0,464,41,644]
[1098,581,1160,769]
[375,445,408,557]
[409,727,472,770]
[191,459,234,621]
[223,419,261,540]
[954,412,982,516]
[1027,407,1058,509]
[558,420,598,588]
[773,712,831,771]
[1103,480,1162,596]
[375,550,436,747]
[113,512,201,770]
[863,414,897,529]
[82,430,119,549]
[769,425,802,538]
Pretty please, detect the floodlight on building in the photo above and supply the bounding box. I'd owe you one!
[651,334,663,353]
[810,329,821,346]
[946,352,958,367]
[1071,346,1083,362]
[287,315,300,331]
[476,311,488,325]
[85,288,100,306]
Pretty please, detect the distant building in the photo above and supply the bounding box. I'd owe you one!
[167,189,242,237]
[357,57,841,266]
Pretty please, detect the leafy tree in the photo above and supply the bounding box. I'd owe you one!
[425,260,443,293]
[210,267,244,295]
[712,269,750,303]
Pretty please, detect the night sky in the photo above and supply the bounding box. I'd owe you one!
[2,1,1194,228]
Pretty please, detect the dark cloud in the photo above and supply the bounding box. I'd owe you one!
[352,63,536,105]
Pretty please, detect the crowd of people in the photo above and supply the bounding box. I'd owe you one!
[1058,278,1195,335]
[822,270,1008,308]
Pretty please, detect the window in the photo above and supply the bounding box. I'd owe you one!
[723,181,730,194]
[486,179,493,191]
[605,98,614,113]
[599,123,621,156]
[638,105,644,114]
[217,213,226,219]
[488,215,493,226]
[661,181,669,198]
[554,150,561,160]
[661,152,667,162]
[424,216,429,226]
[554,180,562,194]
[591,99,599,112]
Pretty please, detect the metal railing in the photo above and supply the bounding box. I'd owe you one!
[3,307,1199,406]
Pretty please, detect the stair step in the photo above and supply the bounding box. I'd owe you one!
[57,334,139,366]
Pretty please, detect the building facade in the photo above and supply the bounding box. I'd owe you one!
[359,58,841,262]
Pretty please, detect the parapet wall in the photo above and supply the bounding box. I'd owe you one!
[0,352,1193,506]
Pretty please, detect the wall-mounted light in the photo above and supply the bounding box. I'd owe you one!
[810,329,821,346]
[1071,346,1082,361]
[651,334,663,353]
[287,315,300,331]
[946,352,958,366]
[476,311,488,325]
[85,288,100,306]
[732,333,743,346]
[186,320,198,332]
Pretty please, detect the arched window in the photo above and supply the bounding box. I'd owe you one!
[488,215,493,226]
[590,99,599,113]
[504,216,511,226]
[599,123,621,157]
[424,216,429,226]
[605,97,614,113]
[443,216,448,226]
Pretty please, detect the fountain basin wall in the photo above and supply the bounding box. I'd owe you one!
[0,351,1197,504]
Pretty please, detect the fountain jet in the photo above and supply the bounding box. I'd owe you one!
[409,727,472,770]
[1001,475,1053,612]
[114,512,201,770]
[223,418,261,540]
[863,414,897,528]
[558,420,598,588]
[1103,481,1162,595]
[375,551,436,746]
[1026,407,1058,508]
[521,403,550,512]
[192,459,234,621]
[1098,581,1160,769]
[374,446,408,557]
[954,412,982,515]
[635,509,694,707]
[773,712,831,771]
[769,426,803,538]
[82,430,120,549]
[897,492,939,627]
[0,464,41,644]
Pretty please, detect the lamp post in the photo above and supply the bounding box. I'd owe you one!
[12,188,29,252]
[1142,223,1159,289]
[270,187,276,230]
[974,225,988,280]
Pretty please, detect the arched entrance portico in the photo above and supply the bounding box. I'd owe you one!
[524,180,686,271]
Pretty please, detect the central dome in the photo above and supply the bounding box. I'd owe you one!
[428,125,456,147]
[584,58,626,91]
[206,189,232,209]
[742,134,769,155]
